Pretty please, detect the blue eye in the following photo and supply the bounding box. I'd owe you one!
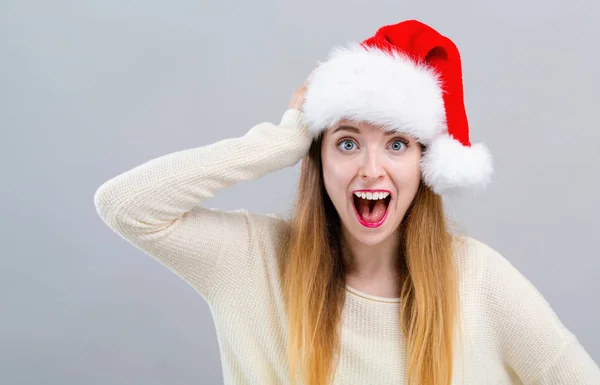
[390,140,407,151]
[337,139,356,151]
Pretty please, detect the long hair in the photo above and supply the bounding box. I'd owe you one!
[278,134,462,385]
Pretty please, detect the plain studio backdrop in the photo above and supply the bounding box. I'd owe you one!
[1,0,598,384]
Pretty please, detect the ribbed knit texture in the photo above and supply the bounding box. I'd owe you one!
[94,109,600,384]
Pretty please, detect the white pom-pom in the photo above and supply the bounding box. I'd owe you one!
[421,134,493,194]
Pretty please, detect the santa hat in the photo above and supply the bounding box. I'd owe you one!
[302,19,493,194]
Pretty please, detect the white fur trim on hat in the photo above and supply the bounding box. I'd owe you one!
[421,134,493,194]
[303,44,447,142]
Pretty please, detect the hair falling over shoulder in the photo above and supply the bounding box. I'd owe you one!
[278,135,463,385]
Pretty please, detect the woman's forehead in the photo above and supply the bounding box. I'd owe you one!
[333,118,377,129]
[327,119,416,139]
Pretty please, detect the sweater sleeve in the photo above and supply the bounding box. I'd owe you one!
[93,109,313,301]
[479,245,600,384]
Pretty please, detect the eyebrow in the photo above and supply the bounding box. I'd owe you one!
[332,125,396,136]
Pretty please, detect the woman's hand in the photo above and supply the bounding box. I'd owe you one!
[288,78,309,111]
[288,67,318,111]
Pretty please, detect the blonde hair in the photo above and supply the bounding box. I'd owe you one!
[279,134,462,385]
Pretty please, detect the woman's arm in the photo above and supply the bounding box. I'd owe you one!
[93,106,313,302]
[478,243,600,384]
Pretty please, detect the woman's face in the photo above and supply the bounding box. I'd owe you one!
[321,119,423,247]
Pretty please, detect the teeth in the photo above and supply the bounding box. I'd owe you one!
[354,191,390,200]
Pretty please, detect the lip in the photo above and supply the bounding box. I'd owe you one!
[351,189,392,229]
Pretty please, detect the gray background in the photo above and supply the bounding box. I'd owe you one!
[1,0,598,384]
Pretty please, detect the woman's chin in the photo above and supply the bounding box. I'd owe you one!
[342,215,397,246]
[353,233,390,246]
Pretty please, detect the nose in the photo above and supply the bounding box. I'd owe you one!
[359,150,385,181]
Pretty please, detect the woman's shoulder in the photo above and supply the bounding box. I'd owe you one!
[451,234,517,289]
[203,208,292,300]
[452,234,555,315]
[452,234,498,274]
[226,208,293,250]
[450,237,597,383]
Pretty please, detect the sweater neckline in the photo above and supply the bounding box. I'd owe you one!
[345,284,401,303]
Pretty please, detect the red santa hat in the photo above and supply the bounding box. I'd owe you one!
[302,19,493,194]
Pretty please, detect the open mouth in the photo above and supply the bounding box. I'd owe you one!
[352,192,392,228]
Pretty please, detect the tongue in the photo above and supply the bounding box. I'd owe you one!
[357,198,387,223]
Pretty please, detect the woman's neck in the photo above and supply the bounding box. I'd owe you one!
[341,228,402,280]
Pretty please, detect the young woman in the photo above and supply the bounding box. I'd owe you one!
[94,20,600,385]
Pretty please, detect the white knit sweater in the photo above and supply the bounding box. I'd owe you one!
[94,109,600,384]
